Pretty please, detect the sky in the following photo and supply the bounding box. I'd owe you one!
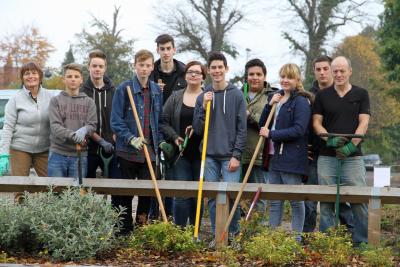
[0,0,384,85]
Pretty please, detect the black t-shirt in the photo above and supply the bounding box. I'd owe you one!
[313,85,370,157]
[180,103,201,160]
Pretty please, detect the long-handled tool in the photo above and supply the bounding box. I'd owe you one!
[194,101,211,239]
[76,143,82,185]
[318,133,364,227]
[245,186,262,221]
[173,127,194,166]
[220,103,277,242]
[126,86,168,223]
[99,148,113,178]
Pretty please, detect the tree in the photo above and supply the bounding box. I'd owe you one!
[282,0,369,87]
[0,25,55,68]
[75,6,135,85]
[333,29,400,163]
[61,45,75,67]
[378,0,400,98]
[157,0,250,61]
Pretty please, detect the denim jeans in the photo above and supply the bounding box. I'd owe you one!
[48,152,87,179]
[242,164,268,213]
[318,156,368,243]
[269,170,305,241]
[204,157,241,235]
[170,157,202,227]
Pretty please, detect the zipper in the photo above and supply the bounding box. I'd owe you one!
[98,91,102,136]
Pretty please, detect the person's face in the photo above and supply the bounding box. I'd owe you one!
[332,60,352,86]
[88,57,106,81]
[134,58,154,80]
[314,61,332,86]
[63,69,83,91]
[22,69,40,89]
[185,64,203,86]
[156,42,176,63]
[247,66,265,92]
[208,60,228,83]
[280,74,297,91]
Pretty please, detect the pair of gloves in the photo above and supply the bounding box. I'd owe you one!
[0,154,9,176]
[72,127,114,153]
[326,136,358,159]
[130,137,175,161]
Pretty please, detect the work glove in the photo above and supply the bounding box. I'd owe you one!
[98,138,114,153]
[159,141,175,161]
[335,142,358,159]
[326,136,349,148]
[72,127,88,144]
[130,137,147,150]
[0,154,10,176]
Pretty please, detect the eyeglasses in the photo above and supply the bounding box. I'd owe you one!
[186,70,203,76]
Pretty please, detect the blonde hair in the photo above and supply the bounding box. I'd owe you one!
[134,49,154,64]
[279,63,304,91]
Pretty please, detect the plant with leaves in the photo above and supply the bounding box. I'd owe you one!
[75,6,134,85]
[0,25,54,68]
[156,0,253,61]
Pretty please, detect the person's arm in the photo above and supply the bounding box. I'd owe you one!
[84,98,97,135]
[110,83,136,144]
[0,97,17,154]
[48,97,75,142]
[233,94,247,160]
[269,97,311,142]
[160,92,180,143]
[352,114,369,145]
[313,114,328,141]
[192,93,206,136]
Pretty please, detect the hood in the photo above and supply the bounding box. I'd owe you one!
[310,80,320,95]
[153,58,186,76]
[82,75,114,92]
[204,83,239,114]
[60,91,88,98]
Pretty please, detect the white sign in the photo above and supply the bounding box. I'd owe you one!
[373,166,391,187]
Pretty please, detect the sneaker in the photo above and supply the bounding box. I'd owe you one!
[208,239,216,249]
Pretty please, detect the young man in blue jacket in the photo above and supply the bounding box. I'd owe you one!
[111,49,163,234]
[193,51,247,246]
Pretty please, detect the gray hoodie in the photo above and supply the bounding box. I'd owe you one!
[193,83,247,160]
[48,91,97,156]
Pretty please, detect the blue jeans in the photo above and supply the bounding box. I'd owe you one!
[318,156,368,243]
[269,170,305,241]
[48,152,88,179]
[243,164,268,213]
[171,157,202,227]
[304,159,354,233]
[204,157,241,235]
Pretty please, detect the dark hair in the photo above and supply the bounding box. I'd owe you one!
[88,49,107,65]
[134,49,154,64]
[245,58,267,76]
[155,34,175,47]
[207,51,227,67]
[312,55,332,69]
[20,62,43,85]
[63,63,83,76]
[185,60,207,79]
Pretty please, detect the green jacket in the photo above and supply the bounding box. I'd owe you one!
[242,82,277,165]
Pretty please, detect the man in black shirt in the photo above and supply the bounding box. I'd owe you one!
[304,56,354,233]
[313,56,370,245]
[150,34,186,103]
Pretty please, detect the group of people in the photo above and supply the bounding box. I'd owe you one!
[0,33,370,246]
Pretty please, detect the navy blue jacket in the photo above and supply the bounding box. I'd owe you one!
[111,75,163,155]
[259,91,311,175]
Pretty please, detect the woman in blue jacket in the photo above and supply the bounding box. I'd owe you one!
[259,63,312,241]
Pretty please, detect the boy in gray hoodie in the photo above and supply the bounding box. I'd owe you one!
[193,52,247,244]
[48,63,97,178]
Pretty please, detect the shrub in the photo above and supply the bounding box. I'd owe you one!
[23,187,123,261]
[237,212,268,245]
[361,246,394,267]
[307,226,353,266]
[243,228,303,265]
[129,222,202,253]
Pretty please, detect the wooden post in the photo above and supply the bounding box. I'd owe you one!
[368,195,381,246]
[215,183,229,247]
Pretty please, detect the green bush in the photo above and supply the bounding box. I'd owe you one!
[306,226,353,266]
[24,187,123,261]
[237,212,268,245]
[243,228,303,265]
[129,222,202,253]
[0,187,123,261]
[361,246,394,267]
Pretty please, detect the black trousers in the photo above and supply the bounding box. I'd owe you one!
[111,157,155,234]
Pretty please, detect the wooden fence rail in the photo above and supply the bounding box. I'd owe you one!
[1,176,400,246]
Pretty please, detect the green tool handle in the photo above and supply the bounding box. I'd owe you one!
[319,133,364,139]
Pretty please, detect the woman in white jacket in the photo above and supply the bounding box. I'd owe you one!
[0,62,53,177]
